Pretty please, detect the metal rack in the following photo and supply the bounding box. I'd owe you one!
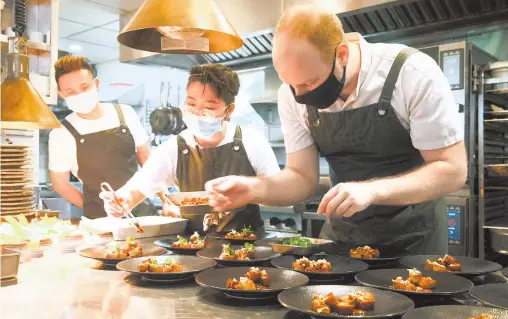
[476,64,508,260]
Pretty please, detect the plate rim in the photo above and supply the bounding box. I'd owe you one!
[277,284,415,319]
[469,283,508,310]
[398,254,503,275]
[271,254,369,276]
[401,304,508,318]
[116,255,217,277]
[78,244,168,264]
[196,245,281,263]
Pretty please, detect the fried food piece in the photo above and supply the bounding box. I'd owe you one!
[426,255,462,271]
[312,295,331,314]
[448,263,462,271]
[292,257,332,272]
[351,291,375,310]
[418,277,437,289]
[224,226,257,240]
[172,233,205,249]
[137,257,182,273]
[443,254,456,264]
[104,238,143,259]
[467,314,496,319]
[426,259,451,272]
[392,277,432,293]
[226,268,269,290]
[349,245,380,259]
[407,268,423,285]
[177,196,209,206]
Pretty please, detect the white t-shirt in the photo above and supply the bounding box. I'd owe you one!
[134,122,280,197]
[48,103,148,179]
[278,33,464,154]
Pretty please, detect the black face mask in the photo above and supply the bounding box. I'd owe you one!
[290,56,346,109]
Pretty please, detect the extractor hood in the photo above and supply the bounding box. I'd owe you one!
[120,0,508,70]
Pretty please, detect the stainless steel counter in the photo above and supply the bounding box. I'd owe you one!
[0,239,292,319]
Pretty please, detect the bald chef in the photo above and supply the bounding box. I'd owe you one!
[205,5,466,254]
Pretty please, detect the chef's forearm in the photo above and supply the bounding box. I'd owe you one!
[116,186,147,210]
[54,183,84,208]
[369,160,466,206]
[252,168,317,206]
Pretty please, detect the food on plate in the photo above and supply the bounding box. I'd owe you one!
[137,257,183,273]
[280,236,313,247]
[0,214,85,247]
[311,291,375,315]
[224,226,256,240]
[225,267,269,290]
[467,314,496,319]
[219,243,256,260]
[104,237,142,258]
[392,269,436,293]
[292,257,331,272]
[174,196,209,206]
[349,245,380,259]
[425,254,462,272]
[171,232,205,249]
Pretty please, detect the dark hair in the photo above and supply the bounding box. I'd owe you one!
[54,55,97,88]
[187,64,240,105]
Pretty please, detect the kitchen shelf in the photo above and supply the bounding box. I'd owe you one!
[0,34,50,51]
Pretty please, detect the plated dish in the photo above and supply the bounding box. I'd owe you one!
[355,268,474,297]
[196,243,280,266]
[137,256,183,273]
[79,242,167,265]
[207,228,275,244]
[224,226,257,240]
[401,305,508,319]
[293,256,331,272]
[425,254,461,272]
[470,283,508,310]
[322,244,407,267]
[219,243,256,260]
[278,285,415,319]
[171,232,205,249]
[104,237,142,258]
[225,267,269,290]
[269,236,333,255]
[399,255,502,276]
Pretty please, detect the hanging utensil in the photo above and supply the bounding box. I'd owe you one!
[166,81,171,108]
[159,82,165,107]
[100,182,144,233]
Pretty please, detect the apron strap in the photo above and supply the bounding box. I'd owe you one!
[306,105,321,127]
[233,125,243,152]
[177,135,189,155]
[378,47,420,115]
[112,104,127,127]
[61,119,82,140]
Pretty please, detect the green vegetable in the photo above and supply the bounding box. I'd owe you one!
[243,243,255,251]
[126,236,135,243]
[242,225,253,235]
[149,258,158,265]
[281,237,313,247]
[163,258,173,265]
[177,235,188,244]
[222,244,235,255]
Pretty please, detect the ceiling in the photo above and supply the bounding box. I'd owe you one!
[58,0,143,63]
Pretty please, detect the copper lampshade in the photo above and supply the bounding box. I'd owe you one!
[117,0,244,54]
[1,37,60,129]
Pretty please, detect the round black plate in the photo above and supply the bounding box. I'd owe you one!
[116,255,216,281]
[79,244,167,265]
[154,236,228,255]
[399,255,503,276]
[355,268,473,297]
[502,267,508,278]
[207,230,276,244]
[322,244,407,266]
[278,285,414,319]
[470,283,508,310]
[196,245,280,266]
[271,255,368,280]
[402,305,508,319]
[195,266,308,300]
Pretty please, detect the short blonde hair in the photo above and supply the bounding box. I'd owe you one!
[274,5,345,63]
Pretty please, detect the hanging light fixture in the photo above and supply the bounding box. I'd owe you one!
[1,0,60,129]
[117,0,243,54]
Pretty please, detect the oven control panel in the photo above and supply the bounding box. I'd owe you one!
[447,205,463,245]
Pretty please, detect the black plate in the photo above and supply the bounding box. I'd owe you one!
[196,245,280,266]
[271,255,368,280]
[470,283,508,310]
[207,230,276,244]
[278,285,414,319]
[322,244,407,266]
[399,255,503,276]
[402,305,508,319]
[154,236,228,255]
[195,266,308,300]
[503,267,508,277]
[79,244,167,265]
[355,268,473,297]
[116,255,216,281]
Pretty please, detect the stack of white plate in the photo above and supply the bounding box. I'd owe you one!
[0,145,36,219]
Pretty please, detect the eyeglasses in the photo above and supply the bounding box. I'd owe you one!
[182,105,228,121]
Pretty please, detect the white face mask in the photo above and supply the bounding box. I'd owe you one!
[182,111,225,139]
[65,89,99,114]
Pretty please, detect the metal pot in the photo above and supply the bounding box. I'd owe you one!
[489,228,508,255]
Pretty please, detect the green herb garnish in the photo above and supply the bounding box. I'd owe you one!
[149,257,158,265]
[243,242,255,251]
[242,225,253,235]
[281,236,313,247]
[126,236,135,243]
[177,235,188,244]
[191,231,203,243]
[222,244,235,255]
[163,258,173,265]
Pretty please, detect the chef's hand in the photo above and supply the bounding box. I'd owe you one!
[162,200,181,218]
[317,182,377,219]
[99,191,130,218]
[205,175,257,212]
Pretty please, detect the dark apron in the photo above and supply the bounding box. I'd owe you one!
[62,104,155,219]
[176,126,264,233]
[307,48,447,254]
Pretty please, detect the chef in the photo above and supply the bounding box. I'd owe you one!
[100,63,280,232]
[205,6,467,254]
[49,55,169,219]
